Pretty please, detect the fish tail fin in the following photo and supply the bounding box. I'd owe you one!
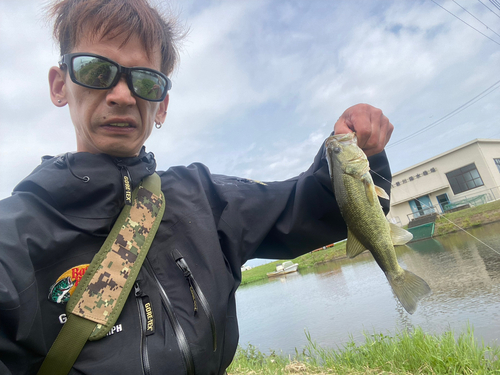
[386,270,431,314]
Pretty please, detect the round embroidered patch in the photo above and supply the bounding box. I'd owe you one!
[48,264,89,304]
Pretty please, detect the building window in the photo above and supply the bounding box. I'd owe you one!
[423,170,428,176]
[495,158,500,173]
[445,163,484,194]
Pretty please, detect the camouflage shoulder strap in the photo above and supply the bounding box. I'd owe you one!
[37,173,165,375]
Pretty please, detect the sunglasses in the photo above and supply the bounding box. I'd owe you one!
[59,53,172,102]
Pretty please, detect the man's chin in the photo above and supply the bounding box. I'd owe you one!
[103,147,141,158]
[77,141,142,158]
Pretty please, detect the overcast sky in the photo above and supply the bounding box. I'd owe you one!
[1,0,500,201]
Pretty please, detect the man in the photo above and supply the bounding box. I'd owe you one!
[0,0,393,374]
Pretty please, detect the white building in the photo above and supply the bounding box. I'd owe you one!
[387,139,500,226]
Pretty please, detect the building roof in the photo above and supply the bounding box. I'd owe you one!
[392,138,500,177]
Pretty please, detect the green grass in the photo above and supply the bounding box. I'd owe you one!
[240,241,347,286]
[293,241,347,268]
[434,200,500,236]
[228,326,500,374]
[442,199,500,221]
[240,260,283,285]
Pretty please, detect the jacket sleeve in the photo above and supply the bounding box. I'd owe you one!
[208,141,392,265]
[0,195,47,374]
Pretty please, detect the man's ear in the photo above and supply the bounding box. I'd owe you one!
[156,93,169,123]
[49,66,67,107]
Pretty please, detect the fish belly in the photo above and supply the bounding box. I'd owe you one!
[336,171,430,314]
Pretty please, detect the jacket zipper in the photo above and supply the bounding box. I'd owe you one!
[144,258,195,375]
[171,249,217,352]
[135,282,152,375]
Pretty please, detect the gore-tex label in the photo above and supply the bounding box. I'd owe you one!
[142,296,155,336]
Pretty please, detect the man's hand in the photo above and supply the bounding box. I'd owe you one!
[333,103,394,157]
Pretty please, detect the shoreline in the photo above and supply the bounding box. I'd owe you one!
[228,325,500,374]
[433,199,500,236]
[241,199,500,286]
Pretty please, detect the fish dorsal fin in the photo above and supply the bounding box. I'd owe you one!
[346,229,367,258]
[389,221,413,245]
[374,185,390,200]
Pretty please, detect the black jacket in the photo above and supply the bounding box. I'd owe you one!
[0,145,391,375]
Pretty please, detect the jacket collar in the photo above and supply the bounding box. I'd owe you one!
[13,147,157,221]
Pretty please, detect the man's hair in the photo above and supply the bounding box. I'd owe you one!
[46,0,183,75]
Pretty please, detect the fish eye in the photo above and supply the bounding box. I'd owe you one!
[333,146,341,154]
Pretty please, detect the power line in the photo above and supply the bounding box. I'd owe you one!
[430,0,500,47]
[387,79,500,148]
[490,0,500,11]
[477,0,500,19]
[452,0,500,38]
[388,80,500,147]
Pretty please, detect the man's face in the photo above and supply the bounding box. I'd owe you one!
[51,33,168,157]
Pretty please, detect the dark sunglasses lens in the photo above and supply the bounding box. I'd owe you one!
[72,56,118,88]
[131,70,167,101]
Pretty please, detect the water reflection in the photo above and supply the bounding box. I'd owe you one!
[407,238,445,253]
[236,222,500,354]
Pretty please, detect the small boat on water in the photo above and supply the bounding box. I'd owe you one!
[266,261,299,278]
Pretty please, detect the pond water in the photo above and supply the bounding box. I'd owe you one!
[235,221,500,354]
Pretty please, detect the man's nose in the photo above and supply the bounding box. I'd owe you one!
[106,76,136,106]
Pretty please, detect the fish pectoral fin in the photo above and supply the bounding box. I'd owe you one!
[360,173,388,205]
[361,176,376,205]
[374,185,390,200]
[346,229,367,258]
[389,221,413,245]
[386,269,431,314]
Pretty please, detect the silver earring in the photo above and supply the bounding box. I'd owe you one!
[155,122,162,129]
[57,99,62,103]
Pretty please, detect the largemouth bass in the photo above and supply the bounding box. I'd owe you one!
[326,132,430,314]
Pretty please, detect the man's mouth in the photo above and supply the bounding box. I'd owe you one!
[108,123,133,127]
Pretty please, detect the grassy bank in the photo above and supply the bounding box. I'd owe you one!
[434,199,500,236]
[228,326,500,374]
[240,241,347,286]
[241,200,500,286]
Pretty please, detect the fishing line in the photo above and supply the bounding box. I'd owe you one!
[370,169,500,256]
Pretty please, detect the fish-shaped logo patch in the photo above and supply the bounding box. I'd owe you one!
[48,264,89,304]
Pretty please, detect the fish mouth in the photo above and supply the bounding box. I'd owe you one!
[333,132,357,144]
[326,132,357,149]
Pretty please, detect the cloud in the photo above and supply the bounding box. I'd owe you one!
[1,0,500,199]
